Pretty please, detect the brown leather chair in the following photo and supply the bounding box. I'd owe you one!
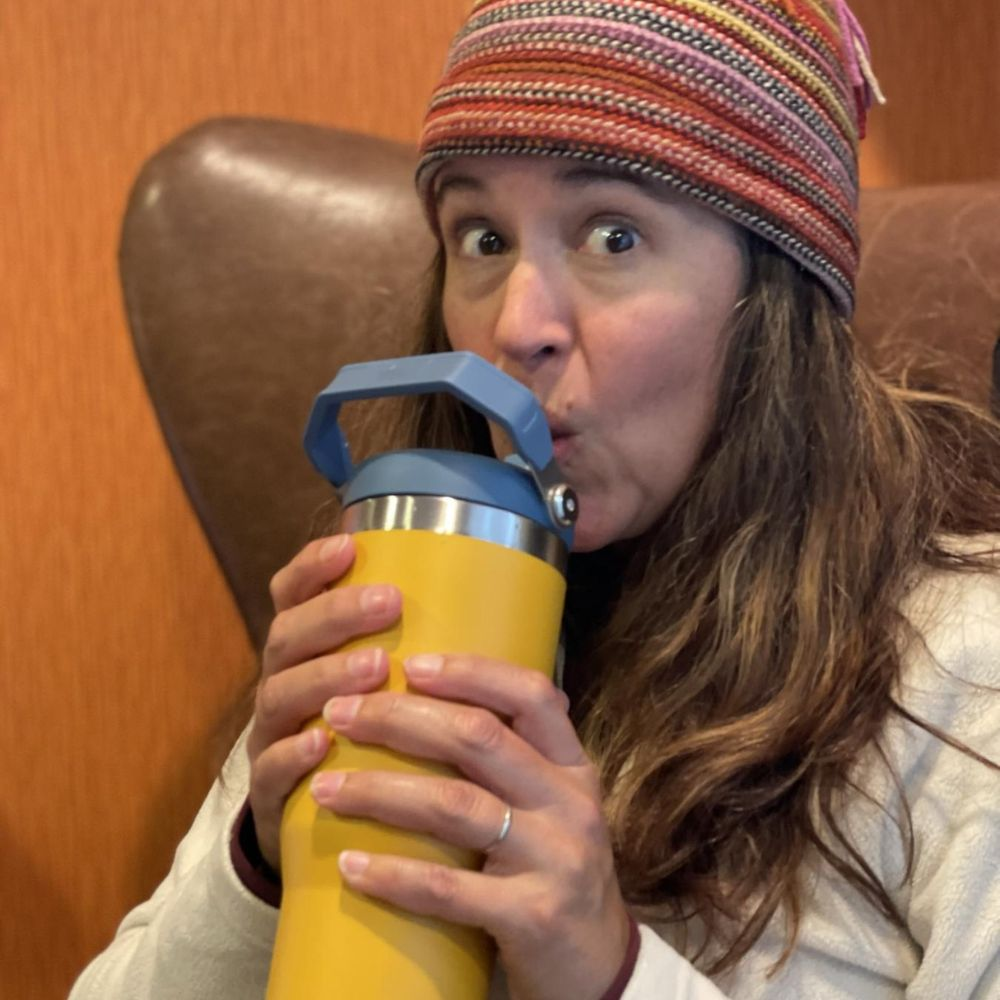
[119,117,1000,651]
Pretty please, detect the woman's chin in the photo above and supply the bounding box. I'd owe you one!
[567,497,660,553]
[567,512,621,554]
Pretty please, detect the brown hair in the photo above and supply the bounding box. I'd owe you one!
[391,237,1000,972]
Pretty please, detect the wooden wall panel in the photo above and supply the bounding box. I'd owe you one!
[852,0,1000,186]
[0,3,468,998]
[0,2,995,999]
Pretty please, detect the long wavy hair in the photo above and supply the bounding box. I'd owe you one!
[376,234,1000,973]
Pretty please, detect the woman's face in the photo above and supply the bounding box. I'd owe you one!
[436,156,747,552]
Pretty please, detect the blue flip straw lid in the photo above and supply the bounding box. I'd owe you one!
[304,352,577,547]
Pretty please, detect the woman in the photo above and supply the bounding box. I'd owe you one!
[71,1,1000,998]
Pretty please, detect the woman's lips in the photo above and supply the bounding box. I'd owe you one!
[546,413,578,465]
[550,431,577,465]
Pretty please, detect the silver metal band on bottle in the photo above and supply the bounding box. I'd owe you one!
[341,495,568,573]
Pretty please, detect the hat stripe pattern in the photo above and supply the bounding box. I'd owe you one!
[417,0,880,315]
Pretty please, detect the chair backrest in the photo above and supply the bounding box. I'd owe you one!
[121,119,435,648]
[120,117,1000,649]
[855,184,1000,404]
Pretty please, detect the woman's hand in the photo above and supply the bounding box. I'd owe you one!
[246,534,402,871]
[310,653,632,1000]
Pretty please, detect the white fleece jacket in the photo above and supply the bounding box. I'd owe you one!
[70,552,1000,999]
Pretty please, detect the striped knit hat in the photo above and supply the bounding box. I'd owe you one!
[416,0,884,316]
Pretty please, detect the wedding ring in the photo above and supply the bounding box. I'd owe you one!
[483,803,513,853]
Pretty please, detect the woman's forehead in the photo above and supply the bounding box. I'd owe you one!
[432,155,681,207]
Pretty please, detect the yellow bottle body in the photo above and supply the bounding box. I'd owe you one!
[266,527,566,1000]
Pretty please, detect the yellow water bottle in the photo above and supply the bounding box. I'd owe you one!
[266,352,578,1000]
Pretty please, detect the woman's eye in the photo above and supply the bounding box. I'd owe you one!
[458,226,506,257]
[582,223,640,255]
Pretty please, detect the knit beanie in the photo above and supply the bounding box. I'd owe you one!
[416,0,884,317]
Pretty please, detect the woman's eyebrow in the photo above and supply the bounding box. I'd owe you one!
[433,173,483,206]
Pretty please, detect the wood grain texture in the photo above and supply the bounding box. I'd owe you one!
[0,1,994,998]
[852,0,1000,186]
[0,3,467,997]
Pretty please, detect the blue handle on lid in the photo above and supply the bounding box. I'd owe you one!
[304,352,578,532]
[305,352,553,486]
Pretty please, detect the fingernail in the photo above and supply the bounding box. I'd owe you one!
[324,695,362,727]
[404,654,444,680]
[339,850,370,878]
[347,649,383,678]
[311,770,345,802]
[360,585,394,615]
[299,727,325,759]
[319,535,348,561]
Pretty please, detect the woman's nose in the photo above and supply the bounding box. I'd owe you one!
[491,259,573,370]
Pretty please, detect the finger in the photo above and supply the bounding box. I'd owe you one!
[248,647,389,760]
[310,769,515,855]
[337,852,631,1000]
[262,582,401,678]
[322,691,555,807]
[337,851,528,940]
[249,726,331,869]
[269,535,355,613]
[403,654,585,768]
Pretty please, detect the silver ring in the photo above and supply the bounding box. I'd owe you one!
[483,804,513,853]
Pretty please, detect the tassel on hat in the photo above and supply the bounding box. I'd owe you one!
[833,0,887,138]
